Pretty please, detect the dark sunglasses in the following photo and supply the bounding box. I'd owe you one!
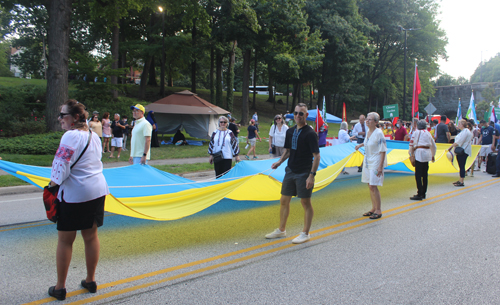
[219,121,227,124]
[59,112,71,119]
[293,111,305,116]
[275,117,282,120]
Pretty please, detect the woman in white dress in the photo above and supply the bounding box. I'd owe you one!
[355,112,387,219]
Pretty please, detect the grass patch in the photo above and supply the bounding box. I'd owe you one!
[0,175,29,187]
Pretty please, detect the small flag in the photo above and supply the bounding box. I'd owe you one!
[342,102,347,122]
[456,99,462,125]
[490,105,498,124]
[412,63,421,119]
[392,116,399,127]
[466,92,477,124]
[322,97,326,120]
[315,106,324,133]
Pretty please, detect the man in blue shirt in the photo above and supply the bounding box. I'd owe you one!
[479,121,496,172]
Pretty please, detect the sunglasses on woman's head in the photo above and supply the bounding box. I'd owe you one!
[293,111,305,116]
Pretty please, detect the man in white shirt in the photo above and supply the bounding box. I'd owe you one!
[128,104,152,165]
[352,115,368,172]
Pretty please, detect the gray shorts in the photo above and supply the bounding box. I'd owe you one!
[281,166,313,198]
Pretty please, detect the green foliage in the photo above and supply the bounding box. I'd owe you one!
[471,53,500,83]
[0,132,63,154]
[0,41,12,77]
[0,83,47,135]
[433,74,469,86]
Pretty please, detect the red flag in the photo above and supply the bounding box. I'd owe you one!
[412,64,421,119]
[342,102,347,122]
[392,116,399,127]
[315,107,324,133]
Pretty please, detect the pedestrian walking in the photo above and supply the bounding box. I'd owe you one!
[88,114,102,139]
[448,120,473,187]
[246,119,261,159]
[269,114,288,157]
[408,119,437,200]
[47,100,109,300]
[208,116,240,178]
[109,113,125,159]
[355,112,387,219]
[265,103,320,244]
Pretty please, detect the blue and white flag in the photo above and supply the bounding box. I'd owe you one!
[466,92,477,124]
[455,99,462,125]
[322,97,326,120]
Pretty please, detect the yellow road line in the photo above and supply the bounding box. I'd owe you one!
[24,178,499,305]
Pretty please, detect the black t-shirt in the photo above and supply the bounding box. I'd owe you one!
[111,120,124,137]
[284,125,319,174]
[228,122,239,137]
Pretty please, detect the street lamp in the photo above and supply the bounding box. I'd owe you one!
[159,6,166,97]
[399,26,419,120]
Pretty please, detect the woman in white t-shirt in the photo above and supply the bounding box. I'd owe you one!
[208,116,241,178]
[269,114,289,157]
[47,100,109,300]
[355,112,387,220]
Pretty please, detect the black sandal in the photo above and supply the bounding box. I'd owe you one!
[454,182,464,187]
[452,181,461,185]
[369,213,382,219]
[363,211,374,217]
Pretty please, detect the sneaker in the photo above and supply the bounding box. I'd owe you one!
[245,155,250,160]
[292,232,310,244]
[265,228,286,239]
[253,156,258,159]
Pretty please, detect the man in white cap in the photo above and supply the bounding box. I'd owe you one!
[129,104,152,165]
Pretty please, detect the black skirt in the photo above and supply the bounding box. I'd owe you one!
[57,195,106,231]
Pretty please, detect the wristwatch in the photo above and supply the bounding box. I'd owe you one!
[310,172,316,176]
[143,153,147,157]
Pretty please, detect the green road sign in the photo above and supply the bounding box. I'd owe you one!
[383,104,399,119]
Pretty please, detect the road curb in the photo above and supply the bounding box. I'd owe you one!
[0,185,42,196]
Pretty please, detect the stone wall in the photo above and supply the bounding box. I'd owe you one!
[430,82,500,118]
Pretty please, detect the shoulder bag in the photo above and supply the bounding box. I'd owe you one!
[43,131,92,223]
[454,130,472,156]
[410,131,421,167]
[271,124,277,154]
[212,131,226,164]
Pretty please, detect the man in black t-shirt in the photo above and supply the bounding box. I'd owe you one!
[265,103,320,244]
[109,113,125,158]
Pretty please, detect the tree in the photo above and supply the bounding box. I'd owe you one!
[45,0,72,131]
[471,53,500,83]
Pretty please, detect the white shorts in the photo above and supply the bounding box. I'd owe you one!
[248,138,257,147]
[479,145,492,157]
[361,167,384,186]
[103,133,112,138]
[111,137,123,148]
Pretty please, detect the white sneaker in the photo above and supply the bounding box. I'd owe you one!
[265,228,286,239]
[292,232,310,244]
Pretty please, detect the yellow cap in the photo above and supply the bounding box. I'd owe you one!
[130,104,145,114]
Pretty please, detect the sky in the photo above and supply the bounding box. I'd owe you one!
[437,0,500,80]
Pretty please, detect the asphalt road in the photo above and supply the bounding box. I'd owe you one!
[1,168,499,304]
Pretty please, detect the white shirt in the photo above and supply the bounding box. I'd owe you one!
[269,124,289,147]
[454,128,473,156]
[252,114,258,122]
[51,130,109,203]
[410,130,437,162]
[209,130,239,159]
[131,117,153,159]
[338,129,350,144]
[363,128,387,170]
[352,122,368,139]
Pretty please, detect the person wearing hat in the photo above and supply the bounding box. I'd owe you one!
[128,104,152,165]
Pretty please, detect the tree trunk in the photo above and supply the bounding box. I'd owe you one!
[292,82,300,108]
[147,55,157,86]
[138,57,151,100]
[215,52,223,107]
[45,0,71,132]
[241,48,251,125]
[252,49,257,110]
[225,40,236,112]
[111,22,119,99]
[210,46,215,103]
[191,19,197,93]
